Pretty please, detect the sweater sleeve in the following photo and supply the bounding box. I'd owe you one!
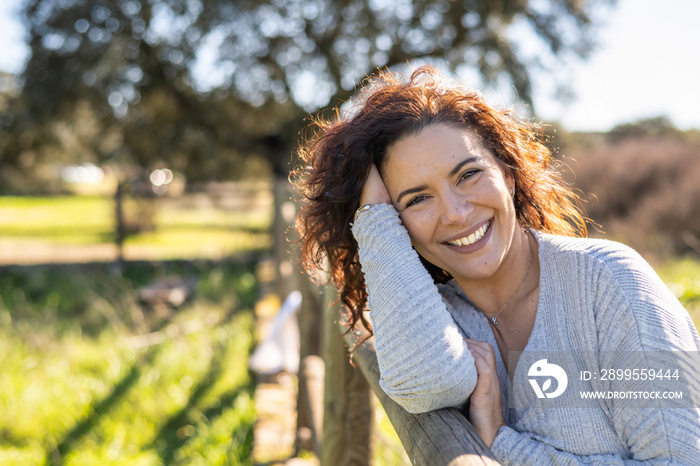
[351,204,477,413]
[491,424,699,466]
[491,244,700,465]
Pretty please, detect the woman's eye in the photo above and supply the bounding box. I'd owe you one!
[406,194,427,207]
[458,169,480,183]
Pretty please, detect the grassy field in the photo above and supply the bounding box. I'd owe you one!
[0,185,272,264]
[0,191,269,464]
[0,261,258,466]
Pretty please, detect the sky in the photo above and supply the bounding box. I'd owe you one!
[532,0,700,131]
[1,0,699,132]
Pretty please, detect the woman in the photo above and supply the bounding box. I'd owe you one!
[293,66,700,464]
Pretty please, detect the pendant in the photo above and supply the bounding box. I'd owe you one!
[491,316,500,326]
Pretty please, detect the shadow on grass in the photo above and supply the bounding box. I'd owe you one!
[150,340,254,465]
[43,346,160,466]
[3,260,258,465]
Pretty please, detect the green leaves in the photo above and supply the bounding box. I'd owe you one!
[4,0,615,188]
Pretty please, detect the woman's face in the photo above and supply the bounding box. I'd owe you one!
[381,123,519,284]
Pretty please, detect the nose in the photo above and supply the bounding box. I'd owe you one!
[440,189,473,225]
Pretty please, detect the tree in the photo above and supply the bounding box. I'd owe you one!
[3,0,615,187]
[1,0,617,452]
[607,116,681,143]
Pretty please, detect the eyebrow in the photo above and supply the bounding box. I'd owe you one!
[449,156,478,177]
[396,185,429,205]
[396,156,479,205]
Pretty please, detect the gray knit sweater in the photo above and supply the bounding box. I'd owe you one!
[352,204,700,465]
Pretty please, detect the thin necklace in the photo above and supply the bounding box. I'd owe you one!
[488,231,534,326]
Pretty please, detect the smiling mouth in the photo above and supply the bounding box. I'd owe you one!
[445,221,491,247]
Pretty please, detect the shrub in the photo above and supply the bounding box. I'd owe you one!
[564,137,700,257]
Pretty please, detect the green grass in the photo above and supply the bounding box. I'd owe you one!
[0,261,258,466]
[125,230,270,261]
[373,401,410,465]
[0,196,113,247]
[0,190,267,464]
[657,256,700,324]
[0,196,112,225]
[0,193,272,261]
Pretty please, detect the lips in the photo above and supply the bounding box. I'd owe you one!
[444,220,491,246]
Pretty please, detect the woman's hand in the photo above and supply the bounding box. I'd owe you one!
[465,338,506,448]
[360,164,392,206]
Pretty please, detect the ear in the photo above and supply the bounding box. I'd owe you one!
[505,168,516,195]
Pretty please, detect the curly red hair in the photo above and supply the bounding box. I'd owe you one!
[292,66,586,334]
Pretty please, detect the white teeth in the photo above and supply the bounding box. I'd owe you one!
[447,222,490,247]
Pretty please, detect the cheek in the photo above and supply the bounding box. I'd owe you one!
[400,212,434,249]
[484,176,513,209]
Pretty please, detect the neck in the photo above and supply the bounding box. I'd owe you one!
[456,227,538,317]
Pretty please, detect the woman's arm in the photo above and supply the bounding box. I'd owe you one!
[352,203,477,413]
[491,425,698,466]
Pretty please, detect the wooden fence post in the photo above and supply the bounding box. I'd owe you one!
[321,284,374,465]
[272,177,299,298]
[296,276,323,453]
[114,182,125,267]
[278,179,326,454]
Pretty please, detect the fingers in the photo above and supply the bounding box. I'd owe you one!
[359,164,392,206]
[465,338,497,377]
[465,338,506,447]
[465,338,500,399]
[464,338,494,357]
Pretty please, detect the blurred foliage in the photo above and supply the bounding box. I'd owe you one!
[658,258,700,320]
[607,116,682,144]
[557,119,700,257]
[0,261,258,465]
[0,0,615,193]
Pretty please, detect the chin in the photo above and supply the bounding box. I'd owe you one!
[449,256,504,282]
